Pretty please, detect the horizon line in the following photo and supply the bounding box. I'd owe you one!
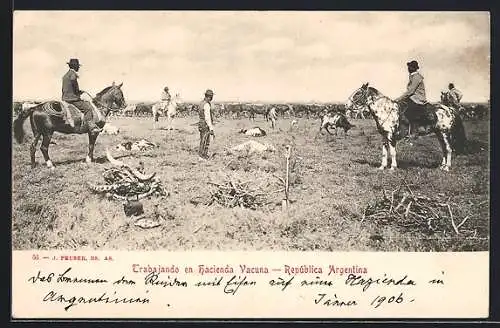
[12,98,490,104]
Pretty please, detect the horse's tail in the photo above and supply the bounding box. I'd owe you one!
[450,114,467,154]
[13,104,38,143]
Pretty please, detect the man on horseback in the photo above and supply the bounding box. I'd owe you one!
[160,86,172,111]
[395,60,435,139]
[62,58,102,133]
[446,83,464,110]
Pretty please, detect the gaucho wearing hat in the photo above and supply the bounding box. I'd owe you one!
[159,86,172,111]
[395,60,434,138]
[61,58,102,133]
[198,89,215,161]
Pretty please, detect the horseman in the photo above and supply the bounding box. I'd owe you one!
[160,86,172,112]
[62,58,102,133]
[446,82,464,110]
[395,60,435,139]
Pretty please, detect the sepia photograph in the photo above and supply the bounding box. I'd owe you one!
[12,11,490,252]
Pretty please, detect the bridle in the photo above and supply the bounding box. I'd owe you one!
[348,86,398,126]
[85,88,126,113]
[347,87,370,111]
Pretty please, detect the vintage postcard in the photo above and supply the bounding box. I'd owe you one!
[11,11,490,319]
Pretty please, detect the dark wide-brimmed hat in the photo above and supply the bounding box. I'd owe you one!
[407,60,419,70]
[205,89,214,96]
[67,58,82,67]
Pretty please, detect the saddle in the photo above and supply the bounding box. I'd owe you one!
[397,101,437,138]
[41,101,83,128]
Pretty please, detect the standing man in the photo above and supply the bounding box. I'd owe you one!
[198,89,215,161]
[447,83,463,109]
[268,106,277,129]
[395,60,433,138]
[62,58,102,133]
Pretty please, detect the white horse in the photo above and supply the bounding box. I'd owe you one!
[152,93,181,130]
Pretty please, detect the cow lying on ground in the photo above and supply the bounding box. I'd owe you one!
[319,113,355,136]
[239,127,267,137]
[229,140,276,155]
[102,123,120,135]
[115,139,159,151]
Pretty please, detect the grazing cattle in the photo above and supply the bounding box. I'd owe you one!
[239,127,267,137]
[225,103,244,119]
[346,107,371,119]
[134,103,153,116]
[115,139,158,151]
[248,104,268,121]
[122,104,137,116]
[292,104,310,118]
[102,123,120,135]
[308,104,326,118]
[319,113,355,136]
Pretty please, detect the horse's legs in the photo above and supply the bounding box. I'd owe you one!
[437,132,452,171]
[154,112,160,130]
[389,138,398,170]
[30,132,41,168]
[379,141,388,170]
[29,117,41,168]
[40,131,54,169]
[87,132,99,163]
[436,133,447,168]
[167,113,174,130]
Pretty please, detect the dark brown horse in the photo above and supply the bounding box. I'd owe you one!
[13,82,127,169]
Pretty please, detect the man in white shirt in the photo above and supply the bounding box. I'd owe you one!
[160,86,171,111]
[447,83,463,110]
[198,89,215,160]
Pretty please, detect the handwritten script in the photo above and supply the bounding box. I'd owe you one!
[25,265,445,312]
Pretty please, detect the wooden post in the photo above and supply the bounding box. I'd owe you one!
[282,145,292,212]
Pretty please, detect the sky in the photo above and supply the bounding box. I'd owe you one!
[13,11,490,103]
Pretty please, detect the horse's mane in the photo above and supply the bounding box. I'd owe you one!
[367,87,382,96]
[366,86,394,102]
[96,85,114,98]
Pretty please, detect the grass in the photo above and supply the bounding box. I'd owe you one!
[11,114,490,251]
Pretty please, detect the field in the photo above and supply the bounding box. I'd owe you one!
[11,113,490,251]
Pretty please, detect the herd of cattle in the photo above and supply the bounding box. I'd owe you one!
[12,99,490,121]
